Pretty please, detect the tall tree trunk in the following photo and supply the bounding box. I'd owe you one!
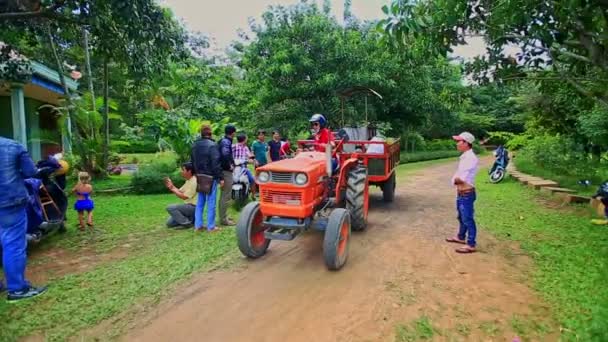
[47,25,82,161]
[82,27,96,139]
[102,57,110,168]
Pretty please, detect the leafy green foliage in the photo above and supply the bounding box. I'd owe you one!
[130,160,182,194]
[486,131,516,146]
[139,110,233,163]
[110,140,158,154]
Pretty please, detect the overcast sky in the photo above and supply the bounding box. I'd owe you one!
[159,0,489,60]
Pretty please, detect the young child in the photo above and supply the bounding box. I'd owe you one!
[72,172,94,230]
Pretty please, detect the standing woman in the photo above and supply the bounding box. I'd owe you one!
[191,125,224,233]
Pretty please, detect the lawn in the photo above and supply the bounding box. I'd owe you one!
[0,193,242,342]
[476,174,608,341]
[513,154,607,196]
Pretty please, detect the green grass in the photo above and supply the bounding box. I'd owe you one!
[514,155,607,196]
[400,150,460,164]
[476,173,608,341]
[395,316,438,341]
[91,174,132,192]
[0,193,242,341]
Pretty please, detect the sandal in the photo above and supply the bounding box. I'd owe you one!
[446,237,466,244]
[207,227,221,233]
[455,246,477,254]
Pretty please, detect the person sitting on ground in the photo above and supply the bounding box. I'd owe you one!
[232,133,257,199]
[164,162,198,229]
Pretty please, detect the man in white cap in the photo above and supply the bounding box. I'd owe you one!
[446,132,479,253]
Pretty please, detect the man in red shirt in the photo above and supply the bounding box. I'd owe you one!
[309,114,332,152]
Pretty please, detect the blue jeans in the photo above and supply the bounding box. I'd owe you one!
[194,181,218,230]
[457,192,477,247]
[0,204,30,292]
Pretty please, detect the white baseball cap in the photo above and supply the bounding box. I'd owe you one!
[452,132,475,144]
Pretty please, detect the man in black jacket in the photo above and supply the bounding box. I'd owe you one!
[218,124,237,226]
[191,125,223,232]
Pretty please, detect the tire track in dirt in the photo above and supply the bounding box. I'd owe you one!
[118,160,555,342]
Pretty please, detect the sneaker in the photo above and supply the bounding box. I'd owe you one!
[175,223,193,230]
[7,286,48,302]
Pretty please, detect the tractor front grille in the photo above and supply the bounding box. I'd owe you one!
[261,189,302,206]
[270,172,294,184]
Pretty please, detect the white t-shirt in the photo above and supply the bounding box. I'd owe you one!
[452,149,479,187]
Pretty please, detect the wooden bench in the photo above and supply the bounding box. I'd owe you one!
[539,187,576,195]
[562,194,591,204]
[527,180,559,189]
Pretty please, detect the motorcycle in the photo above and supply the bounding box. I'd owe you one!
[488,145,509,183]
[231,159,252,204]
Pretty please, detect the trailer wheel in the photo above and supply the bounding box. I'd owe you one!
[323,208,351,270]
[382,172,396,202]
[236,202,270,258]
[346,166,368,231]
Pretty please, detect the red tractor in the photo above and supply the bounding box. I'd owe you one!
[236,138,400,270]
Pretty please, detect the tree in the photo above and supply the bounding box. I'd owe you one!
[1,0,188,174]
[236,2,452,138]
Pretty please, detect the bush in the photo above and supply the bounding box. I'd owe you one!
[400,150,460,163]
[111,140,158,154]
[425,139,455,151]
[519,134,596,177]
[486,131,516,146]
[130,161,183,194]
[505,133,532,151]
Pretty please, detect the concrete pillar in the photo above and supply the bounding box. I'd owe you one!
[10,83,27,147]
[27,106,41,161]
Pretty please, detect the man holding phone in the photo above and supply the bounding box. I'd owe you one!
[164,162,198,229]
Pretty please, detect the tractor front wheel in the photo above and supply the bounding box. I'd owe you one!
[236,202,270,258]
[323,208,351,270]
[346,166,368,231]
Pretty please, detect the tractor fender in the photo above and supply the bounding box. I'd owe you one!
[335,157,361,202]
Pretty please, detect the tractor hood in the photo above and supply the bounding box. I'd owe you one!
[257,152,326,174]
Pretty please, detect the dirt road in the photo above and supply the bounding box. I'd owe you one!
[123,160,552,341]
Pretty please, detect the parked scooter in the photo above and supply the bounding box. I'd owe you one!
[231,159,252,205]
[489,145,509,183]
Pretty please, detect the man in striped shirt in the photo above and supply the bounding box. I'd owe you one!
[232,133,256,199]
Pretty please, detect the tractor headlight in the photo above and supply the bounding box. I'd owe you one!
[258,171,270,183]
[295,173,308,185]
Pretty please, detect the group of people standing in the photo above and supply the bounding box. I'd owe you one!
[164,124,294,233]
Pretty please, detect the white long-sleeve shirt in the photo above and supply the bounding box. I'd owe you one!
[452,149,479,187]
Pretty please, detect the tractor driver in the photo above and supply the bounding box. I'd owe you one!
[309,113,333,152]
[308,114,339,173]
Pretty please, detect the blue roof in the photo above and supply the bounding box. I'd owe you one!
[31,61,79,93]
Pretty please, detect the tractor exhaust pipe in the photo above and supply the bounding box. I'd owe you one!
[326,143,332,176]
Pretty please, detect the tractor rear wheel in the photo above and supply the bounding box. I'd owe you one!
[323,208,351,270]
[382,172,396,202]
[236,202,270,258]
[346,166,368,231]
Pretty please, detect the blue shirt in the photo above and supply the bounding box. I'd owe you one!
[268,140,282,162]
[0,137,37,208]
